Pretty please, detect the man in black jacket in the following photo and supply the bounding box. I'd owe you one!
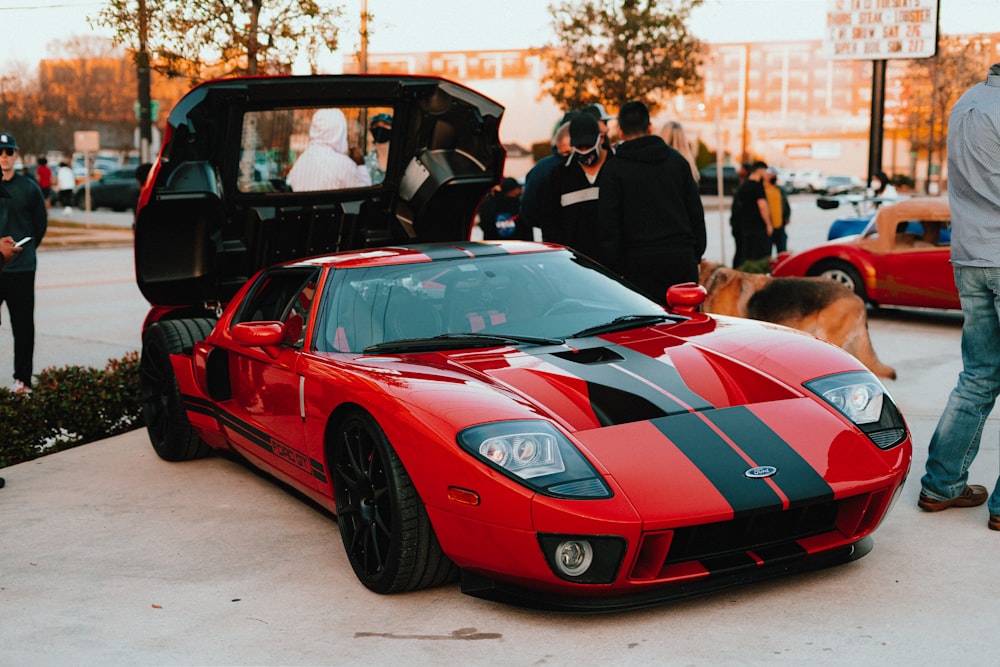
[539,113,613,262]
[598,101,706,303]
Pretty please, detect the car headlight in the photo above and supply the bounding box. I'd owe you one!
[457,420,612,499]
[806,371,907,449]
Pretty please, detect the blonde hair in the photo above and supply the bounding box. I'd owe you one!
[660,121,699,183]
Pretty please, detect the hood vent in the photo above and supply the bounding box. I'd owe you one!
[552,347,624,365]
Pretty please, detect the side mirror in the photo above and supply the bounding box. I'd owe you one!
[232,321,285,358]
[666,282,706,314]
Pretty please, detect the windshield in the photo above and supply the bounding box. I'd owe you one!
[313,249,668,353]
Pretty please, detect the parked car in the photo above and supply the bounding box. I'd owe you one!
[72,155,120,184]
[819,175,866,196]
[134,75,911,610]
[772,198,957,310]
[786,169,824,193]
[73,167,140,211]
[698,163,740,195]
[819,195,947,243]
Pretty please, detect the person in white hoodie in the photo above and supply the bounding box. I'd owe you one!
[287,109,371,192]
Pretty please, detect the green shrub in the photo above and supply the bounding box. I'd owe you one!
[0,391,53,467]
[0,351,143,467]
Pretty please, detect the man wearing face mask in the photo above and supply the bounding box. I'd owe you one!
[365,113,392,185]
[538,113,613,264]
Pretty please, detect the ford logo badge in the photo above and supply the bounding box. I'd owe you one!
[745,465,777,479]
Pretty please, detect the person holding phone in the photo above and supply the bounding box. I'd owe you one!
[0,236,24,268]
[0,132,48,394]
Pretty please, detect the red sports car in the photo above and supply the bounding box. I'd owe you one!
[771,198,957,310]
[141,242,910,610]
[135,75,910,611]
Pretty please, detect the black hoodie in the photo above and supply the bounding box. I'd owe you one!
[598,134,706,273]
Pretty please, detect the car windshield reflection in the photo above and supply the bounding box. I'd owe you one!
[313,250,668,354]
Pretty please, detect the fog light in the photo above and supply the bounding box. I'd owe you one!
[555,539,593,577]
[538,534,626,584]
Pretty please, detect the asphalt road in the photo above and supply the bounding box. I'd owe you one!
[2,198,998,665]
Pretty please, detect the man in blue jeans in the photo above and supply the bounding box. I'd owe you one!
[919,63,1000,531]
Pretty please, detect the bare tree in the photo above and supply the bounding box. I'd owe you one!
[903,35,990,188]
[541,0,705,114]
[94,0,345,79]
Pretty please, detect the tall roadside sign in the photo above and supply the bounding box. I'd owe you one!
[823,0,940,182]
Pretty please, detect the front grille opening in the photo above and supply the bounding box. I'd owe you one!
[664,501,838,565]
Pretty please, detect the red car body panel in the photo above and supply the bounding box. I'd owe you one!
[772,198,958,310]
[161,244,910,608]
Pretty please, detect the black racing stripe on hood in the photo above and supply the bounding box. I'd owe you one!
[541,344,714,424]
[705,407,834,506]
[652,412,783,514]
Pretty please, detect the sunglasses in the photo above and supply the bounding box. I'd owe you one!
[0,148,15,156]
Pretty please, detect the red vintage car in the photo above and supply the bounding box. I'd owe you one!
[135,76,911,611]
[771,198,957,310]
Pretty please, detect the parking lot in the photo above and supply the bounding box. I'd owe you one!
[1,195,998,665]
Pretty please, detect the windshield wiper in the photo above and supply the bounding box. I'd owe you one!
[364,332,564,354]
[570,314,681,338]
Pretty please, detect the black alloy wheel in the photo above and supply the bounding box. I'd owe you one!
[140,318,215,461]
[331,408,456,594]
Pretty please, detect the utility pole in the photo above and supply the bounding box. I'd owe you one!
[360,0,369,74]
[137,0,153,163]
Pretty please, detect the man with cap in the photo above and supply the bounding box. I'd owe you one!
[0,132,48,394]
[364,112,393,185]
[478,177,529,240]
[598,100,705,303]
[583,103,614,137]
[538,113,613,263]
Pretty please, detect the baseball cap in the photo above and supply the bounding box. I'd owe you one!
[583,103,615,122]
[499,177,521,194]
[0,133,18,152]
[569,114,600,148]
[370,113,393,126]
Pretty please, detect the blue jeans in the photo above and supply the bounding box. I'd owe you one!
[921,265,1000,515]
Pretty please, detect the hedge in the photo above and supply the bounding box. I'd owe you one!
[0,351,143,468]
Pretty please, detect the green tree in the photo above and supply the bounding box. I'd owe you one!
[541,0,705,115]
[94,0,345,79]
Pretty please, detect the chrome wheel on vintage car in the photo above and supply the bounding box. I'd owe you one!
[140,318,215,461]
[331,408,456,594]
[811,260,867,303]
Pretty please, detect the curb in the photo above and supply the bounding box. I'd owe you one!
[42,218,134,249]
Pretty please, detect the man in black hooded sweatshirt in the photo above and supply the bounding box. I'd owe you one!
[598,101,705,304]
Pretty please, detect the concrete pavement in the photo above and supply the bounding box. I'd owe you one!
[2,196,998,665]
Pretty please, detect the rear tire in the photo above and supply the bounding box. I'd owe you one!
[809,260,867,303]
[140,318,216,461]
[331,408,457,594]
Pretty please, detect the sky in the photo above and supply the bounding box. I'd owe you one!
[2,0,1000,72]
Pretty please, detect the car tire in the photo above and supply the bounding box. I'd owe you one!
[140,318,216,461]
[810,260,867,303]
[331,407,457,594]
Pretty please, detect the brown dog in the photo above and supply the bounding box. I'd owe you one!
[699,262,896,379]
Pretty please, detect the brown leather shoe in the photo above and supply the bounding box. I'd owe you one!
[917,484,988,512]
[989,515,1000,531]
